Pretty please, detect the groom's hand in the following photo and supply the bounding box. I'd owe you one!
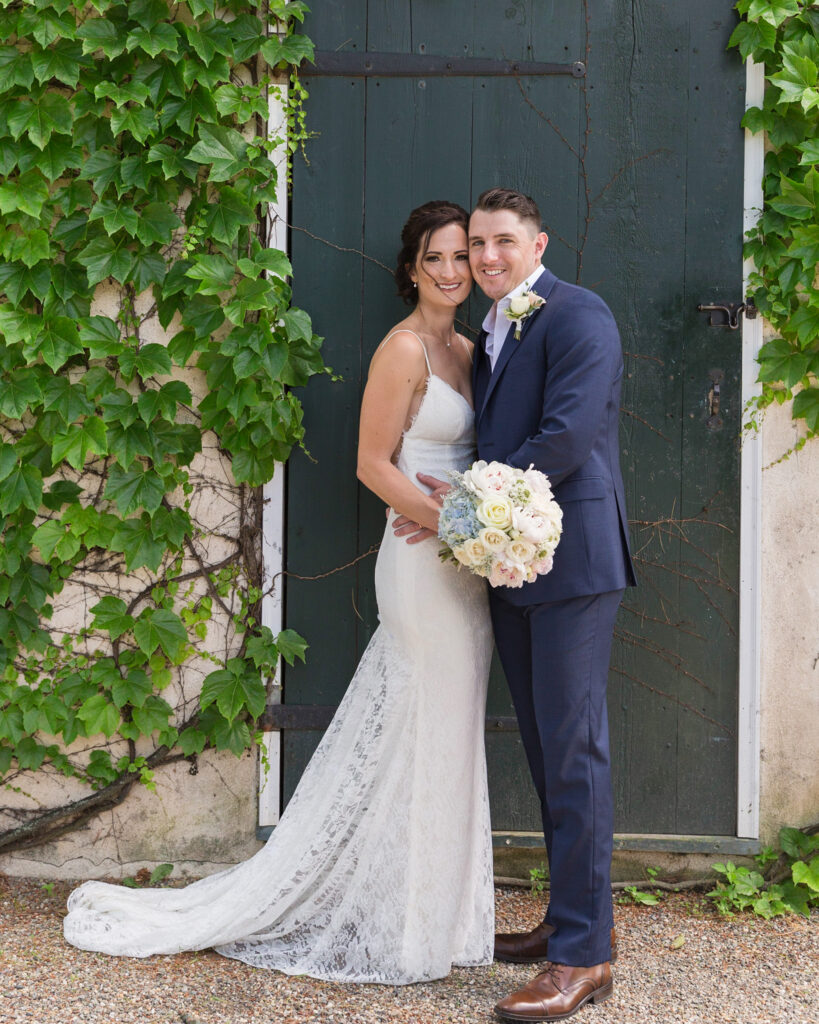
[392,514,436,544]
[416,473,451,504]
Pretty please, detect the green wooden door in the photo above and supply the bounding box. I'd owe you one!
[283,0,745,837]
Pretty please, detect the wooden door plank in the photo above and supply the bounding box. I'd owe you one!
[675,1,744,834]
[285,4,369,804]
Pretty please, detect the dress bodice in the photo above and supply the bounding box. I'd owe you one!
[396,374,476,486]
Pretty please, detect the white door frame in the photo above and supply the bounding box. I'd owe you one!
[258,60,767,839]
[736,59,765,839]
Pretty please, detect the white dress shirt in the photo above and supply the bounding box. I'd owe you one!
[481,263,547,372]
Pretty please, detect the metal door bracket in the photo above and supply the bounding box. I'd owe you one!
[305,52,586,78]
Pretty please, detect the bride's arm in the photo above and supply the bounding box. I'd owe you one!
[356,333,441,533]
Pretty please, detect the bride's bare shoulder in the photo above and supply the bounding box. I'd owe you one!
[369,325,428,379]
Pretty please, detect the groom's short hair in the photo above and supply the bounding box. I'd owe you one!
[474,188,541,233]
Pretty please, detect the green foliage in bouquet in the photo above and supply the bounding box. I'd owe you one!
[730,2,819,449]
[0,0,321,850]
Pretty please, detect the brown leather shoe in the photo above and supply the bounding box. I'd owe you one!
[494,961,613,1022]
[494,925,618,965]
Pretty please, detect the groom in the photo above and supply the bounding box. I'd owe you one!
[400,187,635,1021]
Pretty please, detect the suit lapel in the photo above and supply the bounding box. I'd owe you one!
[477,269,558,422]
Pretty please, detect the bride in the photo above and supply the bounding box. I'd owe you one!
[63,200,496,985]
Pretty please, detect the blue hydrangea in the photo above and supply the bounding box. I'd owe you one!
[438,480,481,547]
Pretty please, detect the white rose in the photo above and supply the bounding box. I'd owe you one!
[451,545,471,566]
[462,537,488,564]
[476,496,513,529]
[507,538,536,565]
[508,295,530,315]
[478,527,508,553]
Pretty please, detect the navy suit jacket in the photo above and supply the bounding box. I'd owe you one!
[473,267,636,605]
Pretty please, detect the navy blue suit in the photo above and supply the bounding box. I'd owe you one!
[474,267,636,967]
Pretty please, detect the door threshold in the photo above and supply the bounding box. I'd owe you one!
[493,832,761,855]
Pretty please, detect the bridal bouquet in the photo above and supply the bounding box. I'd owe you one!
[438,460,562,588]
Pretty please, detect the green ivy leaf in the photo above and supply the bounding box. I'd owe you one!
[756,339,810,387]
[126,23,179,58]
[792,384,819,431]
[186,254,235,294]
[134,607,187,660]
[769,53,819,110]
[118,343,172,380]
[111,668,152,710]
[8,561,52,607]
[0,46,35,92]
[788,302,819,348]
[107,419,152,467]
[14,736,46,771]
[131,694,173,734]
[203,184,257,243]
[199,666,266,723]
[260,32,315,68]
[89,198,140,237]
[791,856,819,893]
[135,202,180,246]
[51,416,108,471]
[177,726,207,756]
[187,124,248,181]
[77,235,135,286]
[90,595,135,640]
[0,464,43,514]
[7,91,74,150]
[76,693,120,737]
[747,0,800,27]
[80,148,121,193]
[32,520,81,562]
[109,104,159,144]
[27,318,84,371]
[728,17,777,59]
[110,515,167,572]
[78,315,124,357]
[202,709,250,756]
[30,39,85,89]
[105,464,166,515]
[0,444,15,482]
[130,250,166,291]
[275,628,309,666]
[77,18,127,59]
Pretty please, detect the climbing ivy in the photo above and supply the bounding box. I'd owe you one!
[730,1,819,447]
[0,0,322,850]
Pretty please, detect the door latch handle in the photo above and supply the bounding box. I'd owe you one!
[697,297,757,329]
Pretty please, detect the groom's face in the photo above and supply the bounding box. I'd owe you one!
[468,208,548,302]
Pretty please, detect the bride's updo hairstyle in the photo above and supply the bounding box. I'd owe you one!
[394,200,469,304]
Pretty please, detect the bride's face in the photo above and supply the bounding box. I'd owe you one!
[409,223,472,310]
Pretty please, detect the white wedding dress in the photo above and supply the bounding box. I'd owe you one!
[63,340,495,985]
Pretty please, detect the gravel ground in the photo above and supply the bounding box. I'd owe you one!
[1,877,816,1024]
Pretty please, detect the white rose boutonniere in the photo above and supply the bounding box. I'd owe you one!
[505,290,546,339]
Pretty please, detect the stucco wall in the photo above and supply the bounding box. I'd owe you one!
[759,403,819,843]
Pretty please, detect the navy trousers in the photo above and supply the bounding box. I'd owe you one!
[489,588,623,967]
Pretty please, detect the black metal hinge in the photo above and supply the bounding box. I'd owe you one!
[262,704,520,732]
[304,52,586,79]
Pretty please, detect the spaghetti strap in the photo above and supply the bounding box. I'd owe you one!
[456,334,473,361]
[380,329,433,375]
